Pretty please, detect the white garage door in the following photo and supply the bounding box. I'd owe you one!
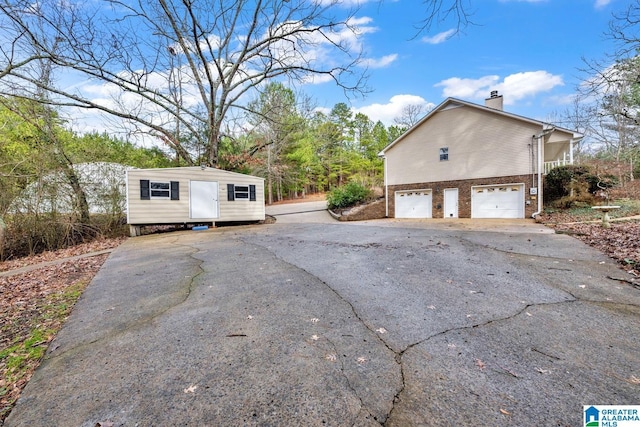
[395,190,432,218]
[472,184,524,218]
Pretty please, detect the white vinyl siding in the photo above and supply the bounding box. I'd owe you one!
[384,105,540,186]
[127,167,264,225]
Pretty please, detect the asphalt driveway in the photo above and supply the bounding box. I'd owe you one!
[6,207,640,426]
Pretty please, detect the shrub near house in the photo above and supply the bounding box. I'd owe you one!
[327,182,372,210]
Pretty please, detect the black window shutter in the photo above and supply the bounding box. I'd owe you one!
[140,180,150,200]
[170,181,179,200]
[227,184,235,201]
[249,185,256,201]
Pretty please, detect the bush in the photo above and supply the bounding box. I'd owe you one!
[585,174,618,194]
[326,182,372,210]
[544,165,593,203]
[0,213,128,261]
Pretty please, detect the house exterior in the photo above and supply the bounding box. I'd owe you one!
[126,166,265,236]
[379,93,583,219]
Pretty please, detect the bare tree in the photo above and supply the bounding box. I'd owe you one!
[607,0,640,58]
[0,0,369,167]
[393,103,431,129]
[415,0,474,35]
[579,56,640,164]
[0,7,92,223]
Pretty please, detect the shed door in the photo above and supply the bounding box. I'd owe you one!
[472,184,524,218]
[395,190,432,218]
[190,181,219,219]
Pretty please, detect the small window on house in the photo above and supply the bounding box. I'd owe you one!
[150,181,171,198]
[140,180,179,200]
[234,185,250,199]
[499,187,507,192]
[227,184,257,201]
[511,187,519,192]
[439,147,449,161]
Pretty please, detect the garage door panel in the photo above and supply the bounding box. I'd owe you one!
[472,184,524,218]
[395,190,432,218]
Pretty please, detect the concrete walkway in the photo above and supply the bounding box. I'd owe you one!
[5,209,640,426]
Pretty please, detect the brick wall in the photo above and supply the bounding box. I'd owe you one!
[388,174,538,218]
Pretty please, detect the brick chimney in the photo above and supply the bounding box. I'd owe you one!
[485,90,503,111]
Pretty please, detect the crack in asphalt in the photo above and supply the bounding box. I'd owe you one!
[47,238,205,359]
[381,297,580,425]
[244,230,635,426]
[241,238,394,426]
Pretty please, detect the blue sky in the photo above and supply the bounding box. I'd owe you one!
[307,0,622,126]
[57,0,623,139]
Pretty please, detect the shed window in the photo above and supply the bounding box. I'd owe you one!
[151,181,170,198]
[439,147,449,161]
[234,185,250,199]
[140,180,179,200]
[227,184,257,201]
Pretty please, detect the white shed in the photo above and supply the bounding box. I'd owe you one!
[126,166,265,236]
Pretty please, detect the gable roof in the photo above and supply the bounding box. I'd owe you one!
[379,97,583,156]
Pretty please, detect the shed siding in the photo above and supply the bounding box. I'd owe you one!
[385,105,541,186]
[127,167,264,224]
[219,176,264,221]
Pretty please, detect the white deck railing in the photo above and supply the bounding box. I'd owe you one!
[544,159,571,174]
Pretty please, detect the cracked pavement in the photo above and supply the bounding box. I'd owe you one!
[6,208,640,426]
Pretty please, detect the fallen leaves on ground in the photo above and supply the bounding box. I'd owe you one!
[0,237,126,272]
[0,237,123,423]
[548,220,640,275]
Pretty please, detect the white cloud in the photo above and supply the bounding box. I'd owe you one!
[435,71,563,104]
[594,0,612,8]
[353,94,435,125]
[421,29,456,45]
[497,71,564,102]
[435,75,500,99]
[272,15,378,83]
[316,0,379,6]
[361,54,398,69]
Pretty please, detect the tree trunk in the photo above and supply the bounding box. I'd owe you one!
[267,144,273,205]
[0,215,5,260]
[56,151,91,224]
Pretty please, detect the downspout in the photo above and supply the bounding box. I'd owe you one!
[531,126,555,218]
[532,133,543,218]
[382,155,389,217]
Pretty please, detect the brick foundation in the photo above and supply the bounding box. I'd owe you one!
[387,175,539,218]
